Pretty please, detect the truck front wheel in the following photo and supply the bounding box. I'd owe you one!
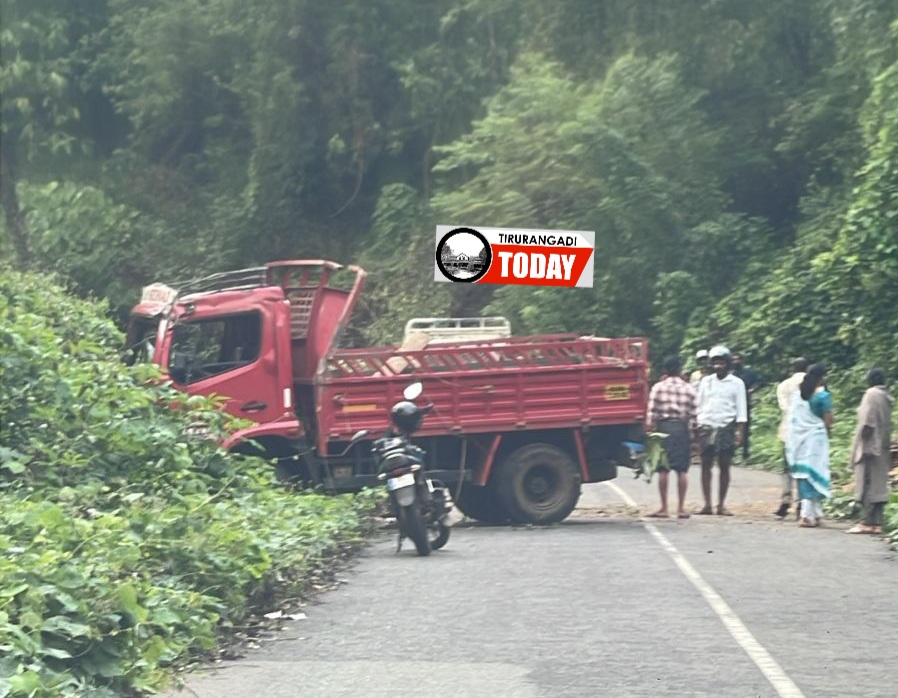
[496,444,581,524]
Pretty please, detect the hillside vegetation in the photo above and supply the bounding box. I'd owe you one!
[0,270,376,697]
[1,0,896,380]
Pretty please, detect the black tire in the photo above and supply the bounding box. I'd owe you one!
[400,503,432,556]
[274,457,308,483]
[429,522,451,550]
[454,483,511,524]
[496,443,581,524]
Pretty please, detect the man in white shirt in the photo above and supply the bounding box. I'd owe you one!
[695,345,747,516]
[773,357,809,518]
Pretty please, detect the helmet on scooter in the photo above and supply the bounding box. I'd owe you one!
[390,400,424,433]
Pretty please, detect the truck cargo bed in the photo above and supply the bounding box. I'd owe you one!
[315,335,648,451]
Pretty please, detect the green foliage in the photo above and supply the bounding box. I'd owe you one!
[2,0,897,383]
[20,182,149,318]
[351,184,451,346]
[433,51,729,338]
[0,0,81,158]
[0,270,377,696]
[641,432,670,483]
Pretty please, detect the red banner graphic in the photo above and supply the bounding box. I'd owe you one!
[478,245,594,287]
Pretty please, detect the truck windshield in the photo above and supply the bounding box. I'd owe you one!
[168,312,262,384]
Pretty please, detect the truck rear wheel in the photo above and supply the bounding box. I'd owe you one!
[496,444,581,524]
[454,483,510,524]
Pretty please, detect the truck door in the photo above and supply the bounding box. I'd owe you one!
[165,305,287,426]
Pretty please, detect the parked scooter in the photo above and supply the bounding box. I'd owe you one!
[347,382,456,556]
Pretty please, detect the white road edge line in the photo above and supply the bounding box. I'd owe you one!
[606,481,806,698]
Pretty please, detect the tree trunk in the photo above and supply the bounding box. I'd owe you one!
[0,151,31,266]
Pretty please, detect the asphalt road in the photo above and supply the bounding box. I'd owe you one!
[162,467,897,698]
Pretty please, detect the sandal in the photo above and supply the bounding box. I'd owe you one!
[677,511,691,519]
[716,506,734,517]
[696,506,714,515]
[799,518,815,528]
[646,511,669,519]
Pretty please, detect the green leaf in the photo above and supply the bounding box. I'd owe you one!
[42,646,74,659]
[0,583,29,599]
[80,648,126,678]
[117,582,148,623]
[41,615,91,638]
[7,671,41,695]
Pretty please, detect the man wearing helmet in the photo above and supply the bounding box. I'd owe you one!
[695,345,748,516]
[690,349,710,389]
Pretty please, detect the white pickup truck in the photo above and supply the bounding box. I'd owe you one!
[402,317,512,346]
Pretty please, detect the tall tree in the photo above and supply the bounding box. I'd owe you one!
[0,0,82,265]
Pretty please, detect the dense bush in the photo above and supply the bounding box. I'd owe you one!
[0,270,377,697]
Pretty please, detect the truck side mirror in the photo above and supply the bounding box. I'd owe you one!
[169,352,189,383]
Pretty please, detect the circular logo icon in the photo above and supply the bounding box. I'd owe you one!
[435,227,491,283]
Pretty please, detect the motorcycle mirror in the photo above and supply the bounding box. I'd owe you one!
[349,429,370,443]
[336,429,370,456]
[403,382,424,401]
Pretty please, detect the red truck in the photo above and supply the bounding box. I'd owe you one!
[127,260,649,524]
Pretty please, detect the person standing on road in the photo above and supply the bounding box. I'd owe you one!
[731,352,763,461]
[690,349,709,389]
[646,355,697,519]
[774,357,809,518]
[847,368,894,535]
[695,346,747,516]
[786,363,832,528]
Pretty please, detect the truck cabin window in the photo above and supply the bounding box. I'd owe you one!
[125,317,160,365]
[168,312,262,384]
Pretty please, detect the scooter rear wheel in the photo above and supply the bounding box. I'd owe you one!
[429,522,450,550]
[400,503,432,556]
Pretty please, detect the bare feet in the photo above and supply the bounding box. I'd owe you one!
[846,524,876,534]
[647,510,669,518]
[696,506,713,515]
[677,511,691,519]
[716,506,733,516]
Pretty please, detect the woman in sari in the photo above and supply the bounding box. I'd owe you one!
[786,363,832,528]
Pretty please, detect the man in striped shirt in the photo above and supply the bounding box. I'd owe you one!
[646,355,698,519]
